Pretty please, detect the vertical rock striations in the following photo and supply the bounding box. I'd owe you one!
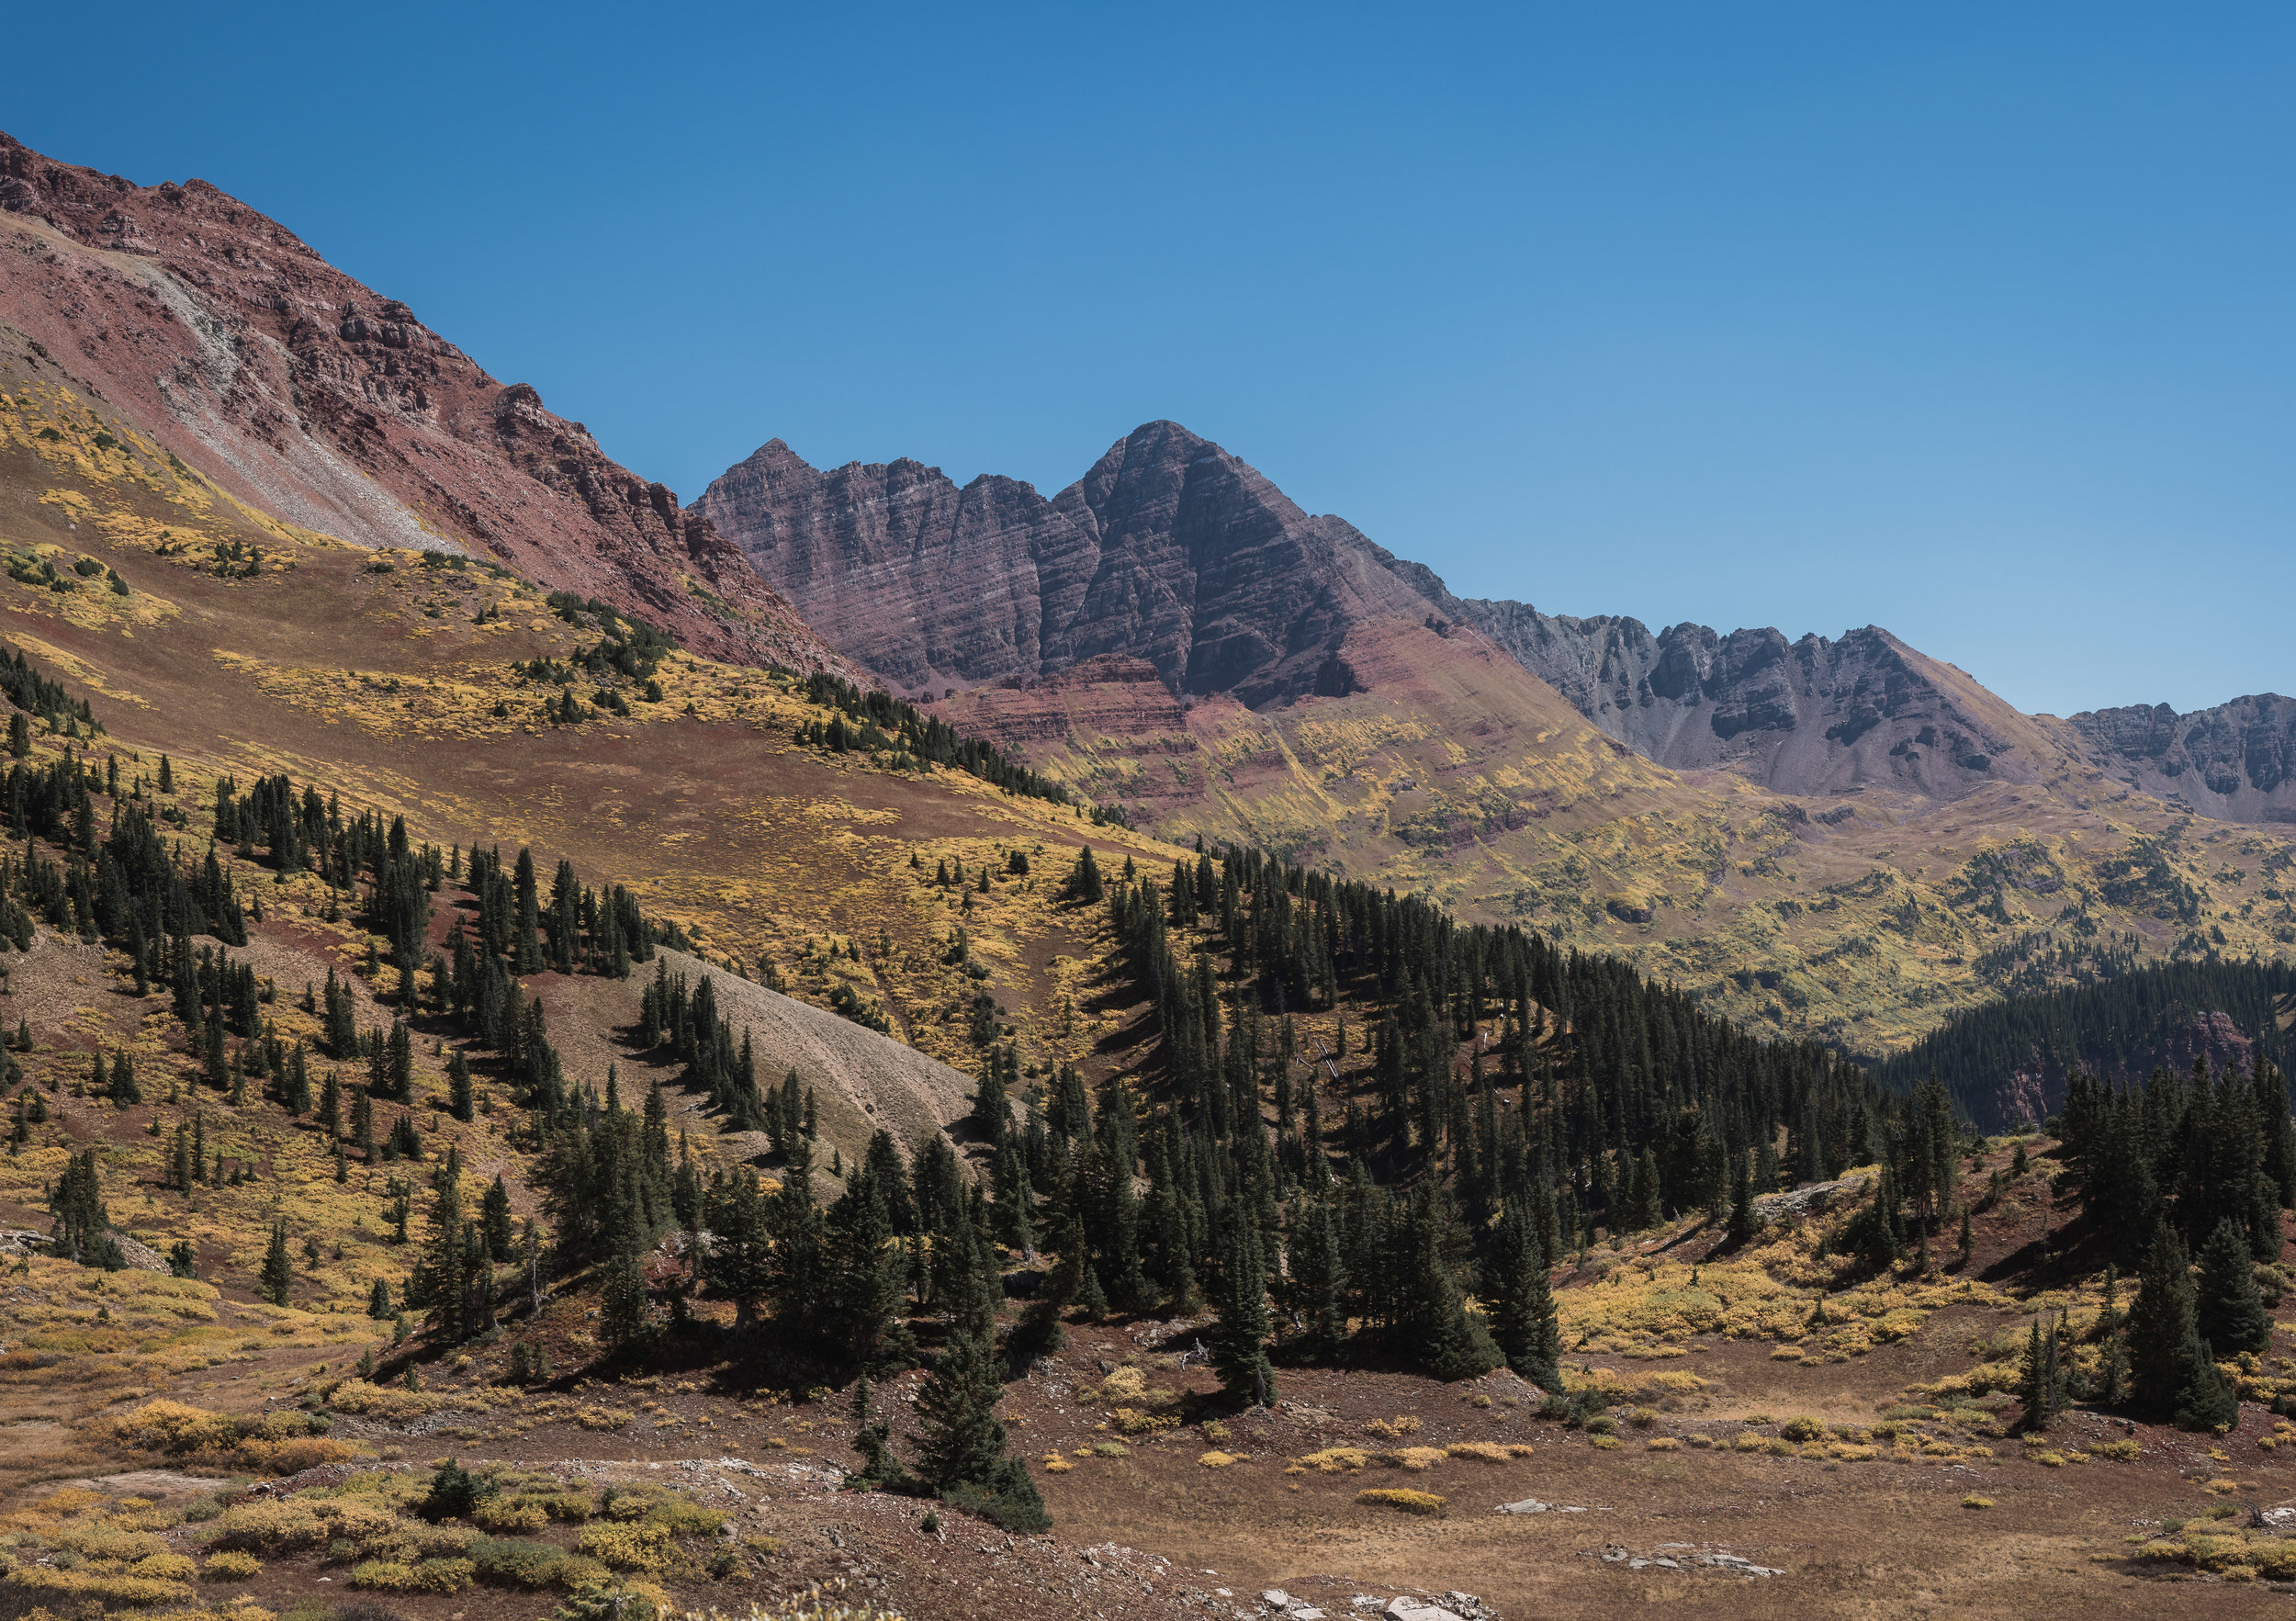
[697,420,1423,706]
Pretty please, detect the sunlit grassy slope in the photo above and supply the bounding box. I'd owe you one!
[946,610,2296,1053]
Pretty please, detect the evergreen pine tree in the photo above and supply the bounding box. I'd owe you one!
[2195,1216,2272,1356]
[1065,845,1103,904]
[1486,1205,1559,1389]
[1010,1218,1084,1366]
[259,1221,294,1307]
[1726,1149,1756,1247]
[1210,1218,1275,1406]
[914,1327,1049,1531]
[2127,1222,2238,1429]
[1285,1199,1348,1359]
[764,1136,825,1329]
[447,1050,474,1122]
[2018,1319,2056,1435]
[481,1174,515,1261]
[601,1240,652,1347]
[822,1165,908,1372]
[51,1148,107,1262]
[1075,1263,1108,1323]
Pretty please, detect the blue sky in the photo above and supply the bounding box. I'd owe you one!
[11,3,2290,715]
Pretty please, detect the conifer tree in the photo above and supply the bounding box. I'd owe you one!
[447,1050,474,1122]
[822,1165,908,1372]
[1284,1199,1348,1359]
[763,1136,824,1329]
[2128,1222,2238,1429]
[1064,845,1102,905]
[1011,1218,1083,1366]
[848,1375,921,1492]
[601,1238,652,1347]
[2018,1318,2059,1434]
[1485,1205,1559,1389]
[1726,1148,1756,1247]
[481,1174,515,1261]
[2196,1216,2272,1357]
[1210,1217,1275,1406]
[969,1057,1007,1148]
[51,1148,107,1262]
[107,1048,141,1108]
[914,1326,1048,1531]
[411,1148,473,1340]
[259,1221,294,1307]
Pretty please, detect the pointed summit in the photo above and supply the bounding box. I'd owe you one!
[698,420,1422,706]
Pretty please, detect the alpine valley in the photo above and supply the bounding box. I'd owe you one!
[0,129,2291,1621]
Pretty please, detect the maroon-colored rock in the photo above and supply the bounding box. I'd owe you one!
[0,130,843,674]
[696,421,1424,707]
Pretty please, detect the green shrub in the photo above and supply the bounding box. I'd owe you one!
[470,1536,602,1590]
[204,1550,262,1581]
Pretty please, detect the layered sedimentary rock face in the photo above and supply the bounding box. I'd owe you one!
[0,131,841,672]
[698,420,1423,707]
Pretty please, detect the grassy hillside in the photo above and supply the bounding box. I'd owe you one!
[12,348,2296,1621]
[944,613,2296,1053]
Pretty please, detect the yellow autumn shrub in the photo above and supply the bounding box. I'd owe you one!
[1356,1489,1446,1516]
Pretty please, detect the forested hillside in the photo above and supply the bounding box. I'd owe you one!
[1868,959,2296,1129]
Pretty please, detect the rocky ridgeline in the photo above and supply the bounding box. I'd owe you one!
[2068,693,2296,822]
[0,131,844,674]
[698,422,1419,708]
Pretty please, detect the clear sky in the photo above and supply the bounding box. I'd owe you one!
[10,3,2289,715]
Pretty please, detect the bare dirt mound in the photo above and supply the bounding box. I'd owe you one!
[656,949,976,1155]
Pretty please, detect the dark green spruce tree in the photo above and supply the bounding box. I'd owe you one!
[915,1325,1048,1531]
[2195,1217,2272,1357]
[1210,1215,1275,1406]
[2127,1222,2238,1430]
[1485,1205,1560,1390]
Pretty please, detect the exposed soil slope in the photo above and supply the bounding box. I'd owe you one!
[0,131,842,673]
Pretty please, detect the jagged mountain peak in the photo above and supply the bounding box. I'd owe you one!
[2067,692,2296,822]
[697,419,1420,707]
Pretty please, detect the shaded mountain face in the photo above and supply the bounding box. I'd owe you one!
[2068,694,2296,823]
[696,420,1422,706]
[0,131,840,672]
[1375,551,2082,801]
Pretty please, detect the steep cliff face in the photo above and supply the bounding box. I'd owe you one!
[707,417,2113,806]
[2067,694,2296,823]
[1379,552,2086,801]
[0,132,842,672]
[698,421,1423,706]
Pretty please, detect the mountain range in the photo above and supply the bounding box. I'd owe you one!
[699,421,2296,823]
[4,126,2291,1050]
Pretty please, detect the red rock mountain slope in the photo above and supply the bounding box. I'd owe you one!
[696,420,1418,707]
[0,131,840,671]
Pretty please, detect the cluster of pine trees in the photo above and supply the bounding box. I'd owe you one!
[795,672,1086,813]
[1872,959,2295,1130]
[2040,1056,2294,1426]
